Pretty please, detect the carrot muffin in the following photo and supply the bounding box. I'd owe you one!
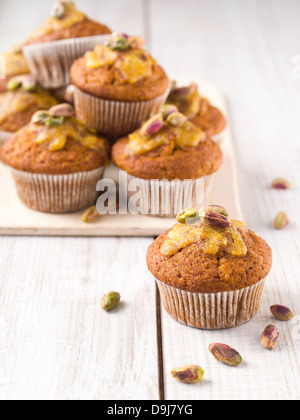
[147,205,272,329]
[167,82,227,139]
[23,2,112,89]
[112,106,222,217]
[0,45,30,93]
[70,33,170,137]
[1,103,110,213]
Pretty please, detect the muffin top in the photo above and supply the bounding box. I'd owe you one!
[0,76,59,132]
[0,46,30,93]
[26,1,111,45]
[167,82,227,137]
[1,103,110,175]
[112,106,222,180]
[147,206,272,294]
[70,33,170,101]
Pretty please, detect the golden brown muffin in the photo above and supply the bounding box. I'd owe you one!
[25,2,111,45]
[147,206,272,294]
[112,106,222,180]
[0,76,59,133]
[167,83,227,137]
[0,47,30,93]
[70,33,169,101]
[1,103,110,175]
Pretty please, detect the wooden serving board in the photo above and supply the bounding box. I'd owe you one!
[0,79,242,237]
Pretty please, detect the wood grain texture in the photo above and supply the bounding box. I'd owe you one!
[0,236,156,400]
[150,0,300,400]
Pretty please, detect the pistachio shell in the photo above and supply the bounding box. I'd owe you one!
[49,103,74,118]
[203,211,231,229]
[171,83,198,98]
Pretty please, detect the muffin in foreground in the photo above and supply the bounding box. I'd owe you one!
[167,82,227,141]
[112,106,222,217]
[0,75,59,147]
[147,206,272,329]
[0,45,30,93]
[71,33,170,138]
[1,103,110,213]
[23,1,112,88]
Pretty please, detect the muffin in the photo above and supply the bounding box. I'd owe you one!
[167,82,227,142]
[0,75,59,147]
[0,45,30,93]
[23,1,112,89]
[147,206,273,329]
[1,103,110,213]
[112,106,222,217]
[70,33,170,138]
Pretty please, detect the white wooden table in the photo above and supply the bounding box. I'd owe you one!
[0,0,300,401]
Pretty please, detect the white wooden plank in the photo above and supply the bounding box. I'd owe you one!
[0,236,158,400]
[150,0,300,400]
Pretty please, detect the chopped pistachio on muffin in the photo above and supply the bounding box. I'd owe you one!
[0,75,59,133]
[1,103,110,174]
[167,82,227,137]
[70,33,170,101]
[25,1,111,45]
[147,205,272,294]
[112,105,222,180]
[0,45,30,93]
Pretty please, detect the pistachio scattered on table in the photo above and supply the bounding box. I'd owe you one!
[171,364,204,384]
[100,291,121,311]
[273,211,289,230]
[82,206,100,223]
[261,325,280,350]
[209,343,243,367]
[270,305,295,321]
[271,178,291,190]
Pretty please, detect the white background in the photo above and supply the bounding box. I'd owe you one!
[0,0,299,400]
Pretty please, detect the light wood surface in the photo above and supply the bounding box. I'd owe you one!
[0,0,300,401]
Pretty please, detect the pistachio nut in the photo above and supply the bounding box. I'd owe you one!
[7,78,22,92]
[204,205,229,217]
[107,33,129,50]
[50,2,65,19]
[271,178,291,190]
[171,83,198,98]
[209,343,242,367]
[82,205,100,223]
[203,210,231,229]
[49,103,74,118]
[100,291,121,311]
[177,207,200,224]
[22,75,38,92]
[261,325,280,350]
[273,211,289,230]
[31,110,51,125]
[166,112,188,127]
[45,116,65,127]
[270,305,295,321]
[140,115,164,137]
[171,365,204,384]
[161,104,178,120]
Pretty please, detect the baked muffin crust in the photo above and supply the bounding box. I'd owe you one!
[147,217,272,293]
[70,34,169,101]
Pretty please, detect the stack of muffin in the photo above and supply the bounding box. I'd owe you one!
[0,2,273,331]
[0,1,226,215]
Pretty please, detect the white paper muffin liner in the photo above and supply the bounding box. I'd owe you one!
[0,131,12,148]
[156,277,267,330]
[23,35,110,89]
[72,85,171,139]
[126,173,214,218]
[10,166,105,214]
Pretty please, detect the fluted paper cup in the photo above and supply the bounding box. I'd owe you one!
[0,131,12,148]
[126,173,214,218]
[23,35,110,89]
[72,85,171,139]
[156,277,267,330]
[10,166,105,213]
